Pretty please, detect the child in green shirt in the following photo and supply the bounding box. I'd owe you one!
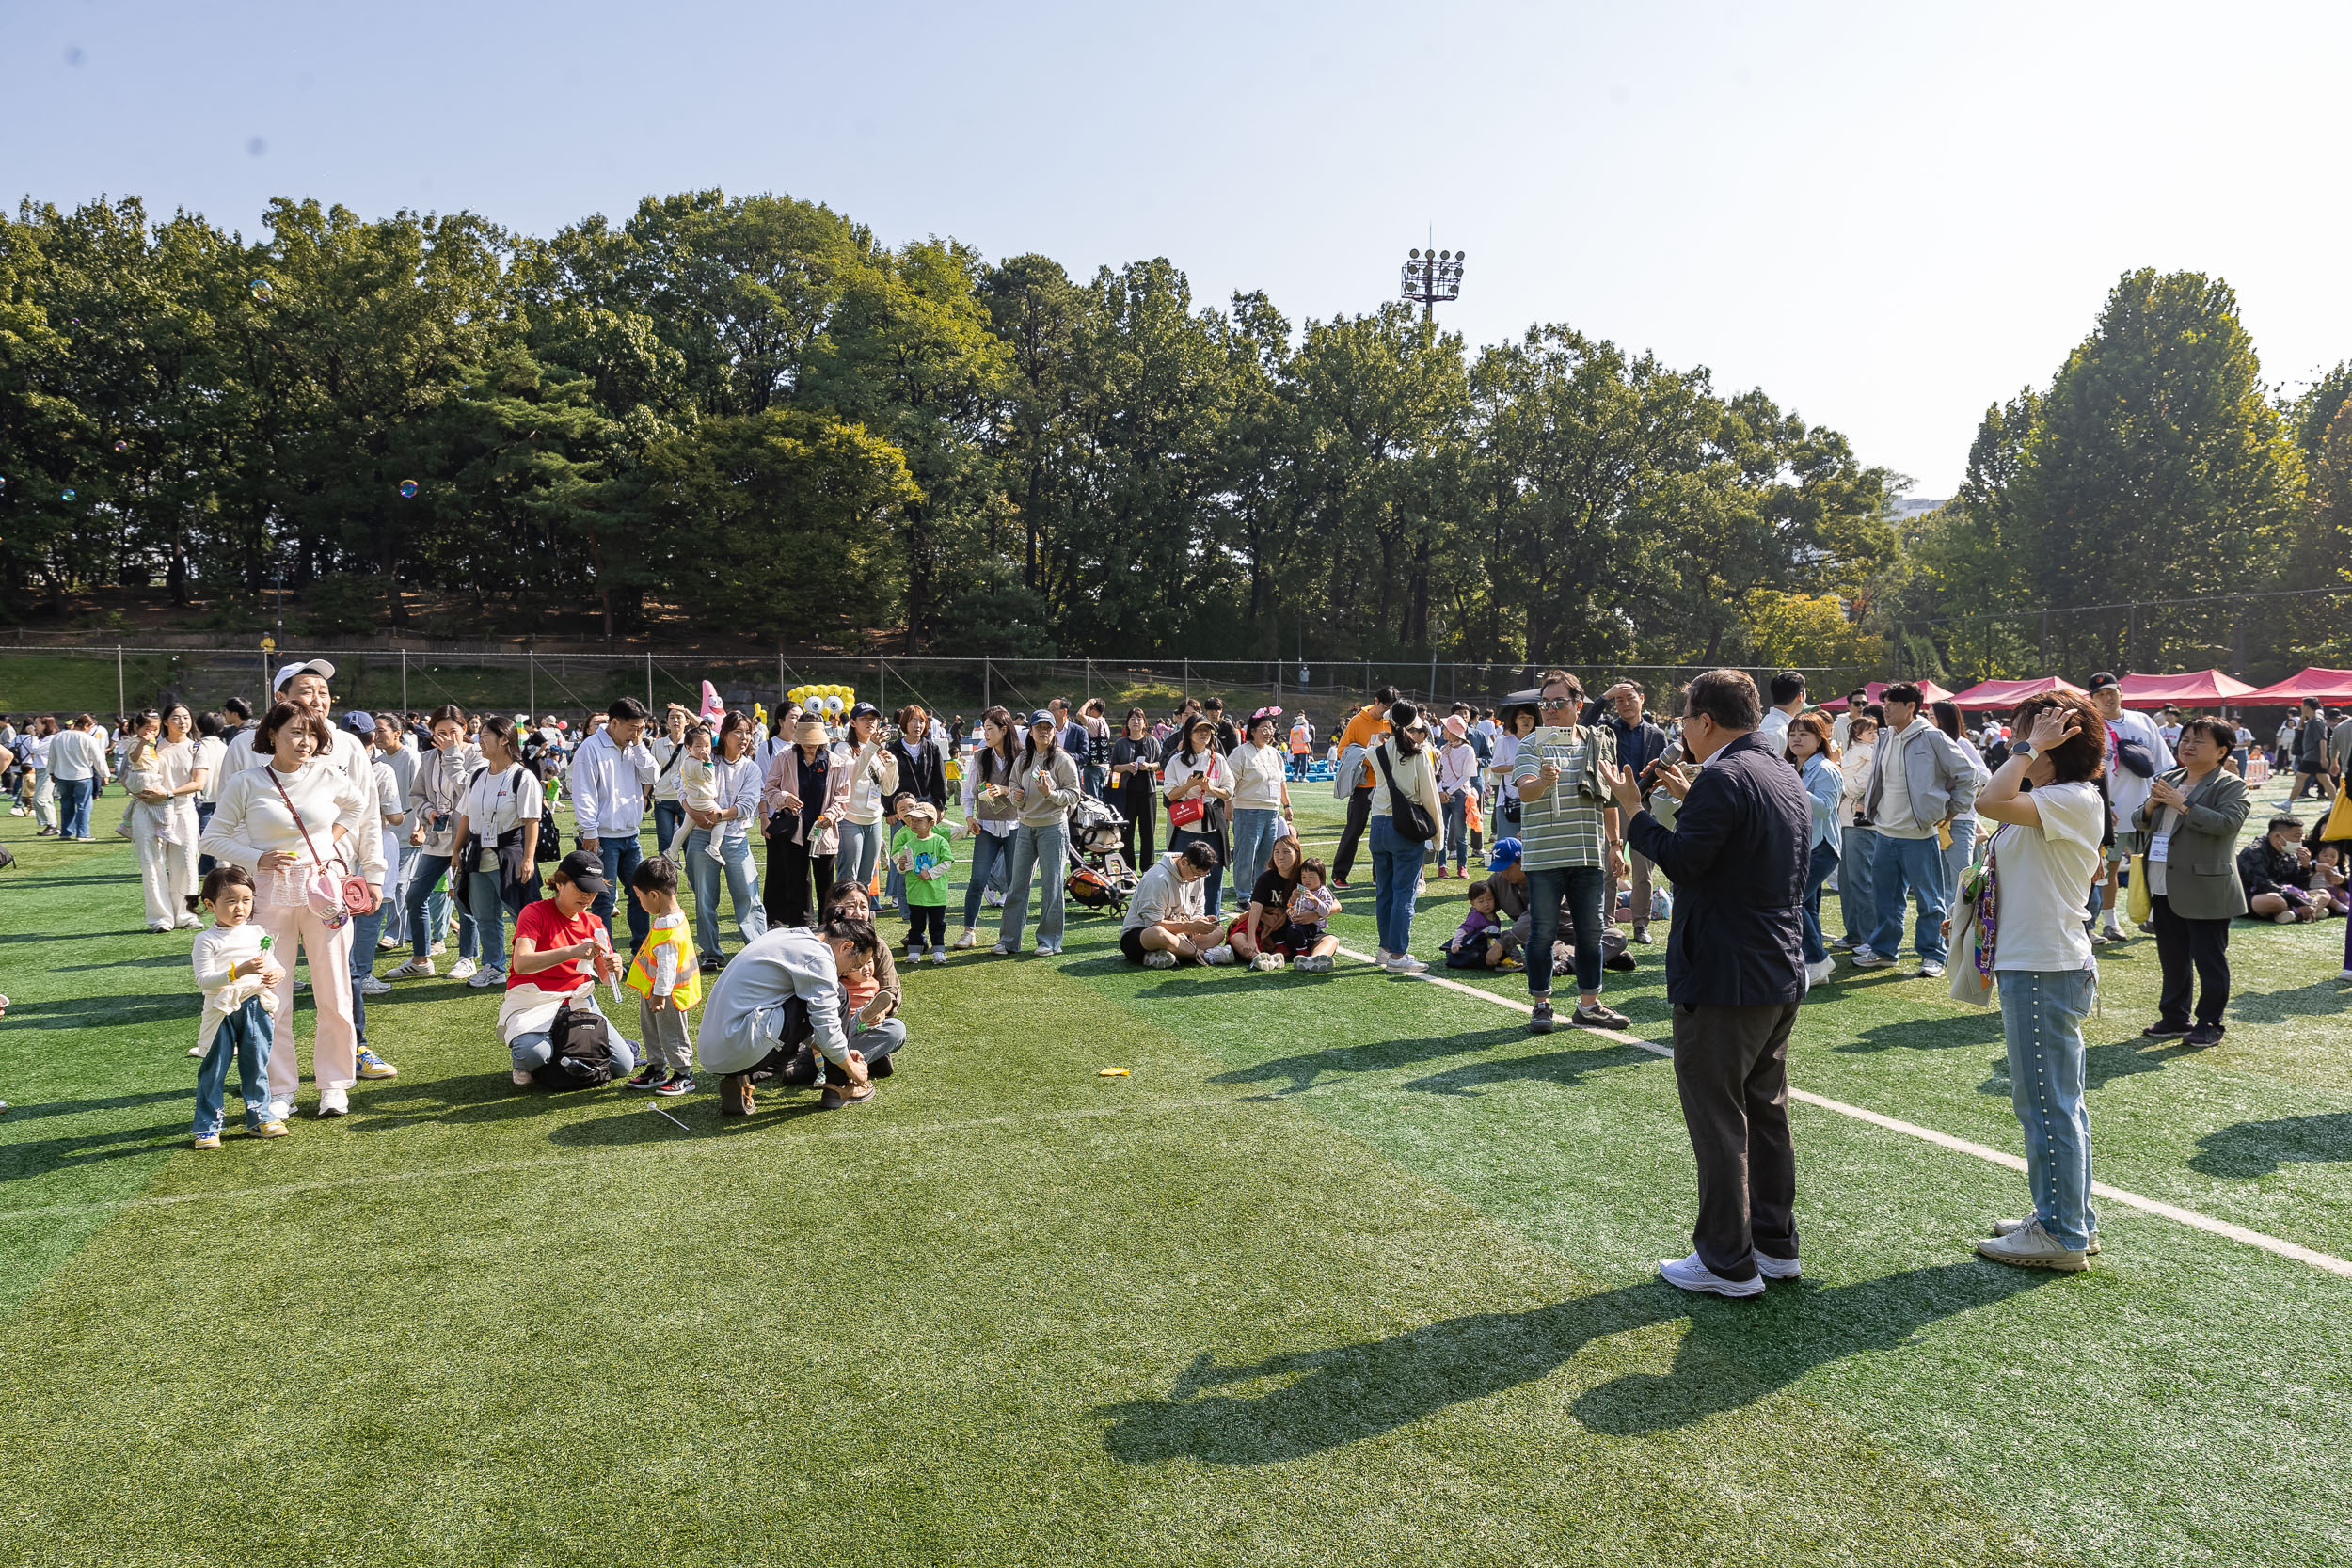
[891,800,957,964]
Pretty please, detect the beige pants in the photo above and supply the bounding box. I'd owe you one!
[135,824,199,927]
[256,896,358,1103]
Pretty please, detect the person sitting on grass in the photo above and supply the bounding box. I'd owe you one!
[2237,816,2320,925]
[1227,832,1338,972]
[619,856,701,1098]
[699,918,880,1114]
[501,851,632,1087]
[2310,843,2350,917]
[188,865,288,1148]
[1281,858,1342,974]
[820,881,906,1075]
[1121,841,1228,968]
[1442,879,1524,971]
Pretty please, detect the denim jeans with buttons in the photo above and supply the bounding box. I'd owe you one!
[1995,966,2099,1250]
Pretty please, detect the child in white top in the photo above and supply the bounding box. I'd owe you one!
[667,725,729,863]
[188,865,288,1147]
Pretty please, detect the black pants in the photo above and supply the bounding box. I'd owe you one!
[764,831,834,930]
[906,904,946,947]
[1333,785,1375,882]
[2150,893,2230,1027]
[1111,781,1155,867]
[1670,1002,1802,1281]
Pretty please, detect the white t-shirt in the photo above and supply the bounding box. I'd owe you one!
[194,736,229,803]
[459,763,538,841]
[1989,781,2104,974]
[2103,707,2171,831]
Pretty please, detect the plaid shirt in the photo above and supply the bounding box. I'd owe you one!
[1510,725,1616,870]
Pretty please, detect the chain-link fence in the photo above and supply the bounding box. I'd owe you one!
[0,641,1877,727]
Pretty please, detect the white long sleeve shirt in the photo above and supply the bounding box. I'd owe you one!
[648,735,691,803]
[1227,742,1289,812]
[406,743,481,857]
[191,920,273,1052]
[216,725,382,870]
[200,760,377,885]
[839,741,901,826]
[568,729,657,840]
[48,729,106,782]
[707,753,764,846]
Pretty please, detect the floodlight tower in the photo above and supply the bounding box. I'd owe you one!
[1400,246,1465,322]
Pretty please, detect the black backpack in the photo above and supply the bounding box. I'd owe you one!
[530,997,625,1090]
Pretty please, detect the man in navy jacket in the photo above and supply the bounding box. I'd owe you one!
[1605,669,1809,1300]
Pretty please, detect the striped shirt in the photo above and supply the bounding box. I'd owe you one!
[1510,725,1616,870]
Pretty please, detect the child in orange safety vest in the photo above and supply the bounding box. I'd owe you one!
[622,856,703,1096]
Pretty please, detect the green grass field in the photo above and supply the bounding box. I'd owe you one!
[5,778,2351,1566]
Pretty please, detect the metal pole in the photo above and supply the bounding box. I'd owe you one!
[117,646,124,715]
[878,655,885,715]
[528,651,535,718]
[401,648,408,716]
[777,646,786,710]
[1183,658,1189,698]
[645,650,653,711]
[1086,657,1092,707]
[984,656,992,712]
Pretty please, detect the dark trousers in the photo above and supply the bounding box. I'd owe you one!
[765,832,834,929]
[1333,785,1375,882]
[2150,893,2230,1027]
[906,903,946,947]
[1670,1001,1801,1281]
[1526,863,1608,998]
[593,836,649,952]
[1110,781,1155,868]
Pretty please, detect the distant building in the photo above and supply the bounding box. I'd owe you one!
[1890,496,1946,524]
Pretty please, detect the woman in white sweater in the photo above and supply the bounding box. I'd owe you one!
[835,701,901,903]
[994,710,1082,958]
[1225,708,1295,897]
[131,705,207,931]
[199,703,373,1119]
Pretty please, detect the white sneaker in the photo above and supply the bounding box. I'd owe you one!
[1201,944,1235,966]
[467,965,505,989]
[315,1088,350,1118]
[430,942,448,956]
[1756,1253,1803,1280]
[1975,1218,2087,1271]
[930,945,947,966]
[1385,954,1428,974]
[1849,948,1889,969]
[187,1044,204,1057]
[448,958,478,980]
[990,942,1010,957]
[1804,958,1836,987]
[1036,942,1061,957]
[358,975,391,996]
[267,1099,295,1123]
[386,958,435,980]
[1658,1251,1766,1298]
[951,928,977,950]
[1994,1216,2099,1255]
[376,934,402,952]
[1142,950,1177,969]
[2339,968,2352,982]
[1251,952,1285,972]
[1916,960,1946,980]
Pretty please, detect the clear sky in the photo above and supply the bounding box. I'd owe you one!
[6,0,2346,495]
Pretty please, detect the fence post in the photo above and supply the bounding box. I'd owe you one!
[1183,658,1189,697]
[878,655,885,715]
[645,650,653,711]
[777,646,786,710]
[984,657,992,712]
[401,647,408,715]
[528,651,536,718]
[117,646,125,715]
[1086,657,1092,707]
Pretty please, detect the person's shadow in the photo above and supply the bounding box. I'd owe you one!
[1098,1262,2048,1465]
[2188,1113,2352,1179]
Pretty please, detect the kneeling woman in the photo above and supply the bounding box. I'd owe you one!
[499,851,633,1085]
[699,918,882,1112]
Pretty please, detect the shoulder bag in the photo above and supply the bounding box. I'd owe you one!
[1947,842,1996,1007]
[269,771,377,926]
[1375,743,1438,843]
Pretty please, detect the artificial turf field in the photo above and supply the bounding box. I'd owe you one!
[4,780,2352,1567]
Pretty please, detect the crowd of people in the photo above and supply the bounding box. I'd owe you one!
[7,656,2349,1294]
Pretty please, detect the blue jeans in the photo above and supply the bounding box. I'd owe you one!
[1526,863,1606,997]
[686,829,765,958]
[511,1013,636,1078]
[652,801,685,862]
[1368,816,1427,958]
[1169,828,1225,918]
[999,819,1068,949]
[1867,832,1948,965]
[1996,967,2099,1250]
[1941,818,1978,911]
[193,995,273,1137]
[962,829,1013,928]
[1441,792,1469,871]
[592,835,648,951]
[56,775,93,838]
[838,819,887,897]
[381,845,412,946]
[196,800,217,879]
[1800,840,1839,965]
[1230,808,1282,899]
[405,851,479,962]
[467,868,510,976]
[1838,825,1877,945]
[1082,763,1109,800]
[347,895,388,1045]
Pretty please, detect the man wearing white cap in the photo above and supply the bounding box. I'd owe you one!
[217,659,399,1088]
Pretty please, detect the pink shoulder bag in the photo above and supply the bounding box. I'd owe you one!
[270,772,380,926]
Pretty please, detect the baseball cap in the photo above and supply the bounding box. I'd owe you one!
[850,701,880,721]
[272,659,336,692]
[343,710,374,733]
[1029,708,1056,727]
[2085,673,2120,694]
[555,849,610,896]
[1487,836,1523,871]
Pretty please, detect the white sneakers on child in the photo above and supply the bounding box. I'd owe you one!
[1201,944,1235,966]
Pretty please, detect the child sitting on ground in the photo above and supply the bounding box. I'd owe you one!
[622,856,702,1096]
[188,865,288,1148]
[2312,843,2350,917]
[1284,858,1342,974]
[822,880,907,1074]
[1443,879,1524,971]
[890,800,955,964]
[665,723,729,864]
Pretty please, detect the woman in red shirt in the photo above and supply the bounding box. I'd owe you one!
[500,850,628,1085]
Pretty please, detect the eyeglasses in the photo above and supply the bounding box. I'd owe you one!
[1541,697,1578,710]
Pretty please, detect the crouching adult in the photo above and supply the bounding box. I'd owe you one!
[1120,841,1229,967]
[499,850,635,1086]
[699,918,881,1113]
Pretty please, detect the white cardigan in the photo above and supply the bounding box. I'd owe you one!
[201,761,382,881]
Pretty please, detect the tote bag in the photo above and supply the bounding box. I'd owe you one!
[1947,846,1996,1007]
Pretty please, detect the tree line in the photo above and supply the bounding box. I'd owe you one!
[8,193,2336,677]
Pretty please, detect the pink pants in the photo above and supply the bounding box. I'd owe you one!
[256,897,358,1103]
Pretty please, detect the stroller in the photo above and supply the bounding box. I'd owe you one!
[1064,794,1140,916]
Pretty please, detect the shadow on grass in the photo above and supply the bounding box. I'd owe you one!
[1404,1038,1661,1097]
[0,1088,187,1123]
[0,1121,184,1181]
[50,952,191,974]
[1100,1261,2050,1463]
[2227,980,2352,1025]
[1836,1012,2002,1054]
[5,994,197,1029]
[1213,1026,1523,1096]
[2189,1113,2352,1178]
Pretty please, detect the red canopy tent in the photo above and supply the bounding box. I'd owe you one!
[1819,679,1955,713]
[2238,668,2352,705]
[2112,670,2256,708]
[1948,676,2085,711]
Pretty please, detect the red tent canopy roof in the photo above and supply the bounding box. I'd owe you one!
[1819,679,1956,713]
[2238,668,2352,705]
[1948,676,2086,711]
[2112,670,2257,708]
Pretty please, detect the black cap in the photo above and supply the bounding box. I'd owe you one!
[850,701,880,721]
[2086,672,2120,693]
[556,849,610,896]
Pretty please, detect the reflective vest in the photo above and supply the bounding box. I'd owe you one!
[625,922,703,1010]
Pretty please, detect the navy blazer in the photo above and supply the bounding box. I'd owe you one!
[1625,731,1809,1006]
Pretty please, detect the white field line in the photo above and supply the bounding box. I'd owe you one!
[1334,946,2352,1281]
[0,1096,1245,1226]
